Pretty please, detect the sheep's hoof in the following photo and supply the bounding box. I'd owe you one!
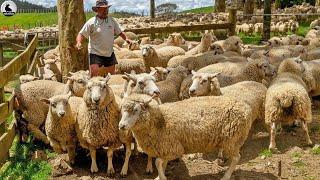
[120,170,128,177]
[145,168,153,175]
[90,165,98,173]
[216,158,226,167]
[107,168,115,177]
[269,147,280,154]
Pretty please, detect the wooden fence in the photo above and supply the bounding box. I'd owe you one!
[124,8,237,38]
[0,34,40,166]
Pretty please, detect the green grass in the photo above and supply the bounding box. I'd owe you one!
[311,146,320,155]
[259,149,273,158]
[292,159,306,168]
[0,137,53,180]
[291,152,303,158]
[181,6,214,14]
[0,12,138,30]
[3,51,18,59]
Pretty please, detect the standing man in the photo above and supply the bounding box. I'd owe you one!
[76,0,131,76]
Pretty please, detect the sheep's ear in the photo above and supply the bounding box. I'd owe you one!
[66,91,72,99]
[104,73,111,83]
[149,70,157,76]
[124,72,137,82]
[247,57,254,62]
[191,70,197,75]
[130,70,136,75]
[166,67,173,73]
[86,70,90,75]
[150,67,156,72]
[40,98,50,105]
[122,75,130,81]
[208,72,221,79]
[69,71,75,76]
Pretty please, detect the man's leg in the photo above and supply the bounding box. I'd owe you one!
[104,65,116,75]
[90,64,100,77]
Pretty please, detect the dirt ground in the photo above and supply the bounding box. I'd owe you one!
[50,108,320,180]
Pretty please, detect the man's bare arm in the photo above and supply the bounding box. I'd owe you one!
[119,32,132,44]
[76,34,86,50]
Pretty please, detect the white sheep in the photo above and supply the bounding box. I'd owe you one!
[115,58,146,74]
[41,92,81,164]
[75,76,133,176]
[186,32,214,55]
[13,71,90,144]
[141,45,185,72]
[118,84,265,180]
[265,57,312,151]
[19,74,39,84]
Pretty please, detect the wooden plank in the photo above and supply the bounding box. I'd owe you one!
[0,34,38,86]
[0,43,3,67]
[0,102,8,124]
[0,121,16,166]
[27,51,40,74]
[7,95,14,116]
[124,23,232,34]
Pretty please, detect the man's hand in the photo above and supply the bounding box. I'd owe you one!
[76,42,83,50]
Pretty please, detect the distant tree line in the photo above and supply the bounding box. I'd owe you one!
[0,0,57,13]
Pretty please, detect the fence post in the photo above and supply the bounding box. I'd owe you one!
[150,27,155,40]
[0,87,5,136]
[263,0,271,41]
[228,7,237,36]
[0,43,3,67]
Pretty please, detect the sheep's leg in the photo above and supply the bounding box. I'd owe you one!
[120,143,132,177]
[27,124,49,144]
[155,158,167,180]
[90,149,99,173]
[221,153,240,180]
[216,149,225,166]
[301,120,313,146]
[66,144,76,165]
[269,122,277,151]
[107,148,115,176]
[48,137,63,154]
[146,156,153,174]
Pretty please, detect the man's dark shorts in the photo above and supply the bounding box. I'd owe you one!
[89,53,118,67]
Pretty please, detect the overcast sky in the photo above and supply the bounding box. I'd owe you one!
[23,0,213,13]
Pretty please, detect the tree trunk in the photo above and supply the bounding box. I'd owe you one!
[150,0,155,19]
[244,0,255,20]
[215,0,226,12]
[57,0,88,82]
[316,0,320,6]
[263,0,271,42]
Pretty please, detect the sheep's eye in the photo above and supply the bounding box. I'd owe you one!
[77,79,83,83]
[130,83,136,87]
[51,103,56,108]
[201,79,208,83]
[138,81,144,85]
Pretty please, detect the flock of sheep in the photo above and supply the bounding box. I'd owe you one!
[11,5,320,180]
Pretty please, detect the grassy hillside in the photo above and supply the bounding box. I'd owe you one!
[0,11,138,30]
[181,6,214,14]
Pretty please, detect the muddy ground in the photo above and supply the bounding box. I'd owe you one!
[50,108,320,180]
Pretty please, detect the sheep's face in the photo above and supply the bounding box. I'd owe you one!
[119,96,155,130]
[209,44,224,55]
[41,93,71,118]
[123,72,160,98]
[68,70,90,97]
[85,76,110,106]
[201,32,213,44]
[189,71,220,97]
[141,45,154,57]
[119,101,144,130]
[19,75,39,84]
[128,41,140,51]
[150,67,169,81]
[43,73,57,81]
[257,60,276,78]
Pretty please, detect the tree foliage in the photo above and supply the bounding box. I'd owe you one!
[156,3,177,14]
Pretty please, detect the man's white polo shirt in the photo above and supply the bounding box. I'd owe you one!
[79,16,122,57]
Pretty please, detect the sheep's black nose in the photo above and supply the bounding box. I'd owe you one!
[119,125,125,130]
[59,112,65,117]
[189,89,195,94]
